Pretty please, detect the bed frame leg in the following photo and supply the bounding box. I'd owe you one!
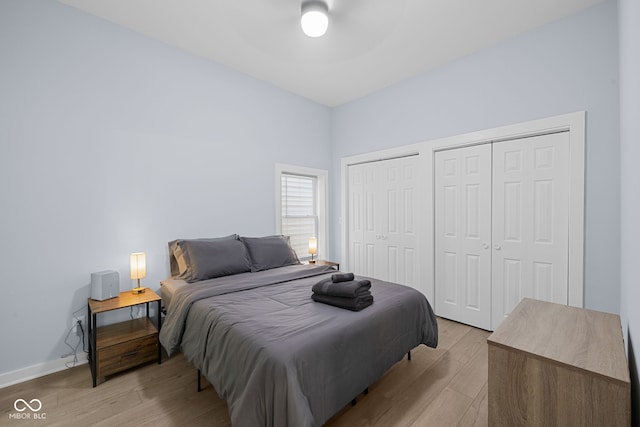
[407,350,412,361]
[351,387,369,407]
[197,369,202,392]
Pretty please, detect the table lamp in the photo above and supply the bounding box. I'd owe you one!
[130,252,146,294]
[308,237,317,264]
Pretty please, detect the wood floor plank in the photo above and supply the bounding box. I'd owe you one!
[378,345,445,401]
[447,327,491,365]
[365,352,466,426]
[448,339,489,400]
[435,318,475,352]
[410,387,474,427]
[457,383,488,427]
[0,318,489,427]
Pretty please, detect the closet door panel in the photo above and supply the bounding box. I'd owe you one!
[358,164,379,278]
[347,156,420,288]
[348,164,367,276]
[435,144,492,330]
[492,132,570,327]
[379,157,419,286]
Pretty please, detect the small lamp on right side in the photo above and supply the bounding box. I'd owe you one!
[308,237,318,264]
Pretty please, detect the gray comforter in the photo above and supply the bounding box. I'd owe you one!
[160,264,438,427]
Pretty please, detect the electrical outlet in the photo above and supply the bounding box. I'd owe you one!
[71,315,86,334]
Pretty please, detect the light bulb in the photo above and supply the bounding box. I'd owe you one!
[301,1,328,38]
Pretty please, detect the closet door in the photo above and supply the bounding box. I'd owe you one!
[434,144,493,330]
[491,132,570,327]
[379,156,419,287]
[347,163,370,277]
[347,156,419,287]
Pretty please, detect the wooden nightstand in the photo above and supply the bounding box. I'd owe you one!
[87,288,162,387]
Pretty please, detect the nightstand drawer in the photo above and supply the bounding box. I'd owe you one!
[98,334,157,377]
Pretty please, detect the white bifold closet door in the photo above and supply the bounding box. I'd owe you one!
[434,132,570,330]
[491,133,570,328]
[434,144,493,330]
[348,156,419,288]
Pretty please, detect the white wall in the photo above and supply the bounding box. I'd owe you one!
[331,1,620,315]
[0,0,331,376]
[619,0,640,420]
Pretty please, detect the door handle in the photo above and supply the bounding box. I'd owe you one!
[494,244,502,251]
[483,243,489,250]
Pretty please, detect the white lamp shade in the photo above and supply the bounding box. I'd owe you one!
[301,1,328,38]
[308,237,318,255]
[130,252,147,280]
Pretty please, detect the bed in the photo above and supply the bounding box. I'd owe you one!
[159,235,438,427]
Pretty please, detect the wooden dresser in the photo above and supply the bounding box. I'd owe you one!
[487,298,630,426]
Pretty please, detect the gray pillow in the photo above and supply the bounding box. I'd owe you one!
[241,235,301,272]
[168,234,248,281]
[179,237,251,282]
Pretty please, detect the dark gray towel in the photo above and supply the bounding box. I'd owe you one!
[331,272,354,283]
[311,293,374,311]
[312,278,371,298]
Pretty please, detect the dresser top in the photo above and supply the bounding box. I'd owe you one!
[487,298,630,384]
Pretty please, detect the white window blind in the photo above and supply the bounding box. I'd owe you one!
[281,173,318,261]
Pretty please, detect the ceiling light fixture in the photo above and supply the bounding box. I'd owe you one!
[301,1,329,38]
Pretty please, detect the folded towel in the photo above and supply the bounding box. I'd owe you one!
[331,272,354,283]
[311,293,374,311]
[312,278,371,298]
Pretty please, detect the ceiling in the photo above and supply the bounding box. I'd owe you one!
[59,0,605,107]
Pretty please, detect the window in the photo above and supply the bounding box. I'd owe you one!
[276,164,328,261]
[281,174,317,259]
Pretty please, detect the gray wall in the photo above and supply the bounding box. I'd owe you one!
[331,1,620,315]
[619,0,640,421]
[0,0,331,375]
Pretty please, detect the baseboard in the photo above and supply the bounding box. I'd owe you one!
[0,354,88,389]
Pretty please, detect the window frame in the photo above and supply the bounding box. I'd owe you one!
[275,163,328,262]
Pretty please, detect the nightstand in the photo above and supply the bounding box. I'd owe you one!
[87,288,162,387]
[313,259,340,270]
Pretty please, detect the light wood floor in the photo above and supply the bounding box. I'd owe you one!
[0,318,490,427]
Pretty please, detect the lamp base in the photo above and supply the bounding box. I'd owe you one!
[308,259,316,264]
[131,287,146,294]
